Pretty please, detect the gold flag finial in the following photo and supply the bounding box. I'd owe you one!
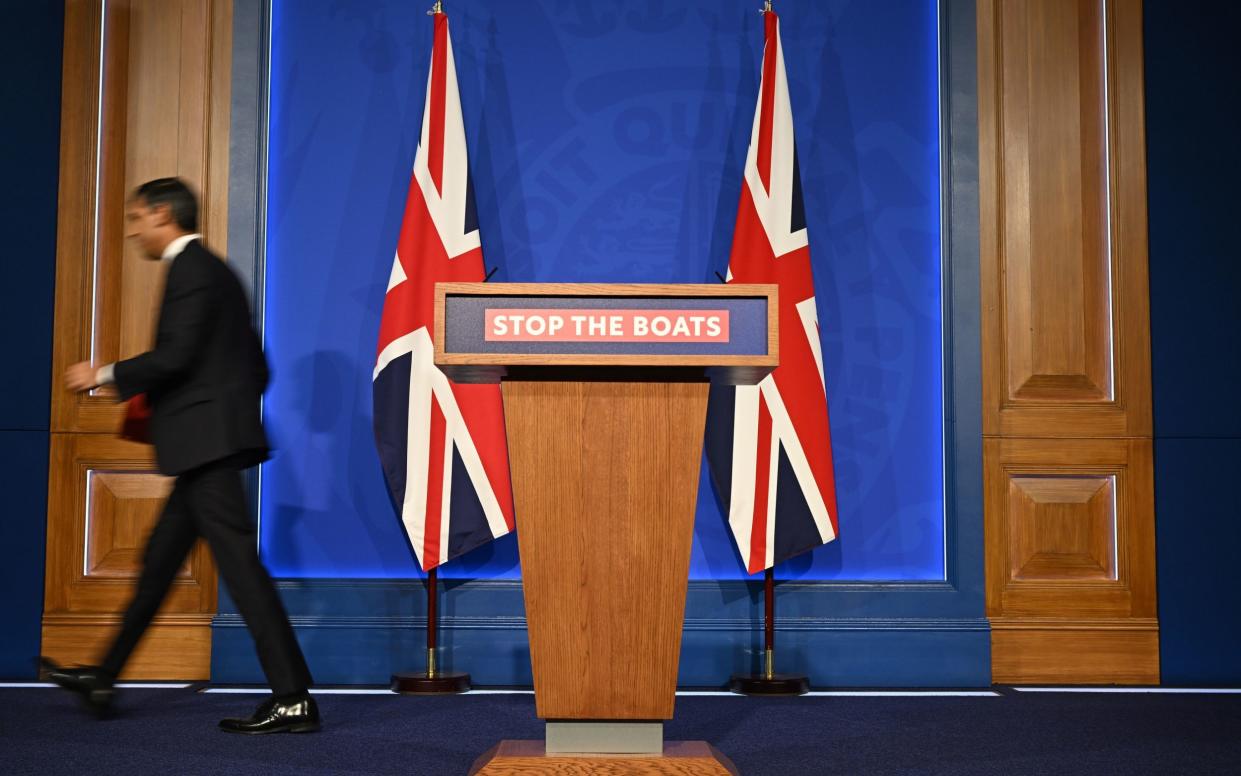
[761,0,772,12]
[428,0,443,15]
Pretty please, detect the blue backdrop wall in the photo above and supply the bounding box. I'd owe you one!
[215,0,987,687]
[0,2,62,678]
[259,0,945,583]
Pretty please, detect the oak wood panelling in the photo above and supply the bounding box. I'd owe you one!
[1001,0,1113,405]
[504,380,708,720]
[992,624,1159,684]
[979,0,1152,439]
[84,472,179,578]
[50,0,232,436]
[1008,475,1116,581]
[986,438,1155,618]
[984,437,1157,682]
[43,435,216,678]
[986,437,1158,683]
[40,614,212,681]
[979,0,1158,683]
[44,0,232,680]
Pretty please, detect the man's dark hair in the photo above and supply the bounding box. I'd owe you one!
[132,177,199,232]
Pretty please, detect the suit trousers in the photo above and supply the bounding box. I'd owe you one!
[100,459,311,696]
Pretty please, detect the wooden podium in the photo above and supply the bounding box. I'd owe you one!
[435,283,777,775]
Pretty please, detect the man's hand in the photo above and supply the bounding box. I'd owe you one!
[65,362,99,393]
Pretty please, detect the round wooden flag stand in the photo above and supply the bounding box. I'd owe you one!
[391,568,471,694]
[729,569,809,696]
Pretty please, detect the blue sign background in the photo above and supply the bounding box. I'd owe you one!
[261,0,944,581]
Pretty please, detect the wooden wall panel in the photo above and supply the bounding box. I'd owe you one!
[981,0,1152,440]
[85,472,177,578]
[1008,474,1116,582]
[979,0,1157,683]
[986,439,1155,619]
[43,435,217,678]
[999,0,1113,406]
[43,0,231,680]
[992,626,1159,684]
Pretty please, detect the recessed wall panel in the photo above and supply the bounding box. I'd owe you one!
[999,0,1113,405]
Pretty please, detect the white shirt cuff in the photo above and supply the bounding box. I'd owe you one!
[96,363,116,386]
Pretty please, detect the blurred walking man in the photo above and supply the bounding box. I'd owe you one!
[48,177,318,734]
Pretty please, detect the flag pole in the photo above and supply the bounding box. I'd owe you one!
[391,567,472,694]
[764,567,775,678]
[427,567,439,677]
[729,568,808,695]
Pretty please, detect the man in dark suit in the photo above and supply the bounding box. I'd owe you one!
[52,177,319,734]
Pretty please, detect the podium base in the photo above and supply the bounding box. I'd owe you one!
[390,671,470,694]
[729,672,809,696]
[469,741,738,775]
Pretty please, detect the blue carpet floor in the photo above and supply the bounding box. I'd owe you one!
[1,687,1239,774]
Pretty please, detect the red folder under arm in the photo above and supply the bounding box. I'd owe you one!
[120,394,151,444]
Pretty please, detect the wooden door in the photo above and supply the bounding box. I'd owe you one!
[978,0,1158,682]
[43,0,232,679]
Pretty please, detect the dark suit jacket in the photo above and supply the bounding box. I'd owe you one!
[113,240,270,476]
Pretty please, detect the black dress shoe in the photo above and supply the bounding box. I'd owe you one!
[218,694,321,734]
[39,657,115,718]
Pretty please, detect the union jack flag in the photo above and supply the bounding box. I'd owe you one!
[705,8,840,574]
[373,11,514,571]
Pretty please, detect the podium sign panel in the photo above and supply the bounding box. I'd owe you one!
[438,283,772,772]
[436,283,776,384]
